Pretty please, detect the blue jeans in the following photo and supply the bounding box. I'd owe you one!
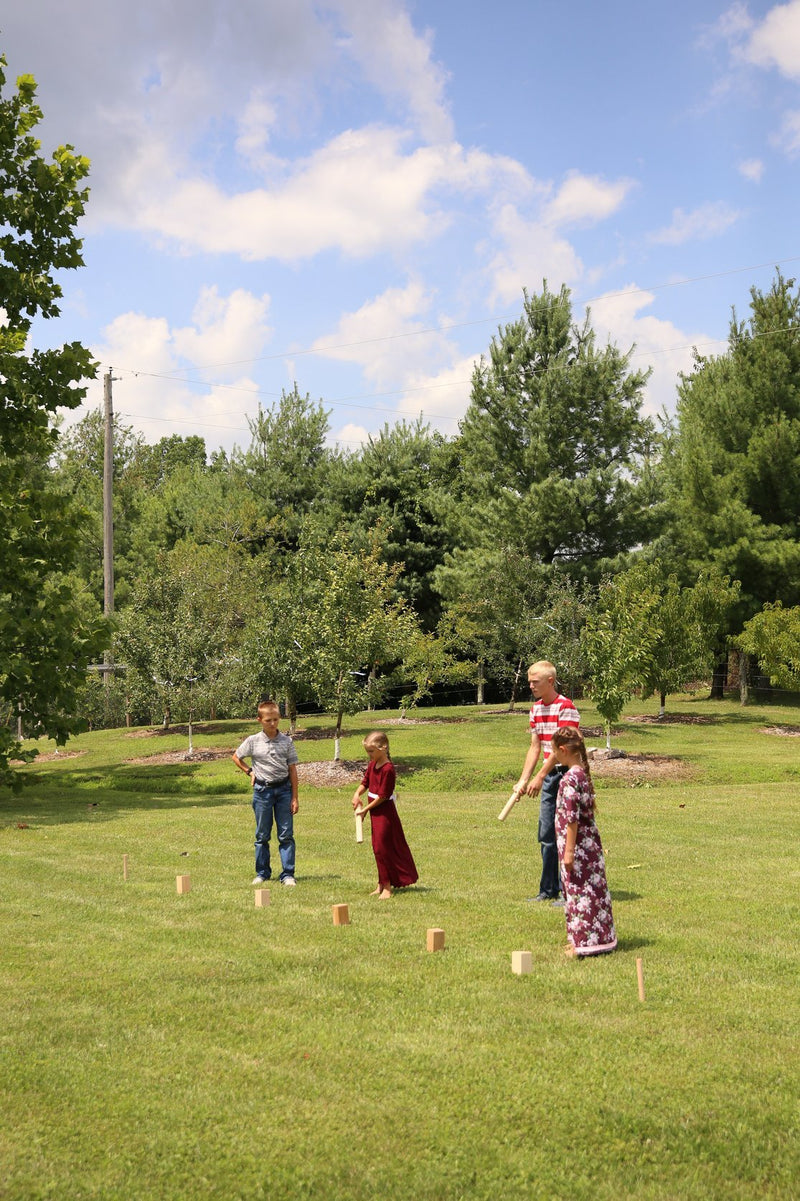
[538,766,567,897]
[252,779,295,881]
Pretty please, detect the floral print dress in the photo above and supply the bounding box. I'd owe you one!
[555,765,617,956]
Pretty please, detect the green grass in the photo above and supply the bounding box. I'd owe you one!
[1,697,799,1200]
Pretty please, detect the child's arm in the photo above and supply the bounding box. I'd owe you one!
[562,821,578,871]
[352,783,367,811]
[356,791,388,814]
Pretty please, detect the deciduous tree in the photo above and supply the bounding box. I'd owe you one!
[0,59,105,784]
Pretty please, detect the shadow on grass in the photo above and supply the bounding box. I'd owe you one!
[610,890,643,902]
[2,763,244,828]
[615,935,654,952]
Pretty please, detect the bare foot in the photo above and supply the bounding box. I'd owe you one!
[369,886,381,896]
[378,888,392,900]
[564,945,577,959]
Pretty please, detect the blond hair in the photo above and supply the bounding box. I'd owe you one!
[528,660,557,682]
[364,730,390,757]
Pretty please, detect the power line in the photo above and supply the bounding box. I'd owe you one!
[96,320,800,436]
[102,253,800,382]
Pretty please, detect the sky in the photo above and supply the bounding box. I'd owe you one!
[4,0,800,455]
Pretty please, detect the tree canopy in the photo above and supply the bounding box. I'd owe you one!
[0,59,105,785]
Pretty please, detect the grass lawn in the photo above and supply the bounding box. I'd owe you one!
[1,696,798,1200]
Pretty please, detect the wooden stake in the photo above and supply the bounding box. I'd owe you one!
[176,874,191,895]
[498,789,521,821]
[511,950,532,975]
[122,854,129,881]
[254,889,270,907]
[636,957,645,1002]
[355,813,364,843]
[427,928,445,952]
[332,903,350,926]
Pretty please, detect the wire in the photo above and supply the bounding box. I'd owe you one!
[100,253,800,381]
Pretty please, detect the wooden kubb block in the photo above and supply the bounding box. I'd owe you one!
[512,950,532,975]
[332,903,350,926]
[427,928,445,952]
[254,889,270,907]
[176,874,191,895]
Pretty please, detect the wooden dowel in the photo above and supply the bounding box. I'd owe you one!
[636,957,645,1002]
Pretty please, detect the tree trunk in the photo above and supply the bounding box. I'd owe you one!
[334,709,343,762]
[605,722,612,750]
[659,691,666,718]
[477,659,485,705]
[739,650,750,706]
[162,702,171,730]
[710,653,727,699]
[507,658,524,712]
[287,694,298,736]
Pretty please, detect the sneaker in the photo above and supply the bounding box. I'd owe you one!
[527,891,552,903]
[281,876,297,887]
[252,876,267,886]
[551,899,565,909]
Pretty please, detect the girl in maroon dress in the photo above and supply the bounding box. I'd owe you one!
[551,727,617,958]
[351,731,418,899]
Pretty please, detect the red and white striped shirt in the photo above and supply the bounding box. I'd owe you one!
[529,694,580,762]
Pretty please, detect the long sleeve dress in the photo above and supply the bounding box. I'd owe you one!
[555,765,617,956]
[361,760,418,890]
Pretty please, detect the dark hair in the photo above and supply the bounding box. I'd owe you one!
[551,727,595,809]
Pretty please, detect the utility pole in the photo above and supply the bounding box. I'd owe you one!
[103,369,115,721]
[103,368,115,619]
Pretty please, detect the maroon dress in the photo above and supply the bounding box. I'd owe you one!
[555,766,617,956]
[361,760,418,890]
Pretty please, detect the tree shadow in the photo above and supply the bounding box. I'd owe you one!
[610,890,643,902]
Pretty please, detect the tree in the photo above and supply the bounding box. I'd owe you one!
[239,385,335,553]
[115,543,254,732]
[0,59,106,785]
[736,603,800,693]
[442,282,655,592]
[664,272,800,629]
[329,419,458,630]
[246,528,420,759]
[581,565,661,748]
[636,567,741,716]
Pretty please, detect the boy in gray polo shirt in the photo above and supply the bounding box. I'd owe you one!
[232,701,300,886]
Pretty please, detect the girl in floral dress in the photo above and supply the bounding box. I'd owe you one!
[551,727,617,957]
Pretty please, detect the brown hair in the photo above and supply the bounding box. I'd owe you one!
[551,727,595,810]
[363,730,390,758]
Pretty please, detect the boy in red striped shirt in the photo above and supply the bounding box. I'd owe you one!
[515,660,580,903]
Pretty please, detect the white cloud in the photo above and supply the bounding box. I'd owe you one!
[74,287,276,450]
[738,157,765,181]
[745,0,800,78]
[541,171,635,228]
[172,288,273,371]
[650,201,742,245]
[395,353,480,434]
[485,203,584,306]
[329,0,453,142]
[124,130,528,261]
[770,108,800,153]
[330,421,372,448]
[311,281,453,385]
[587,287,708,419]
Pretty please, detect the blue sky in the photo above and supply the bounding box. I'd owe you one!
[4,1,800,454]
